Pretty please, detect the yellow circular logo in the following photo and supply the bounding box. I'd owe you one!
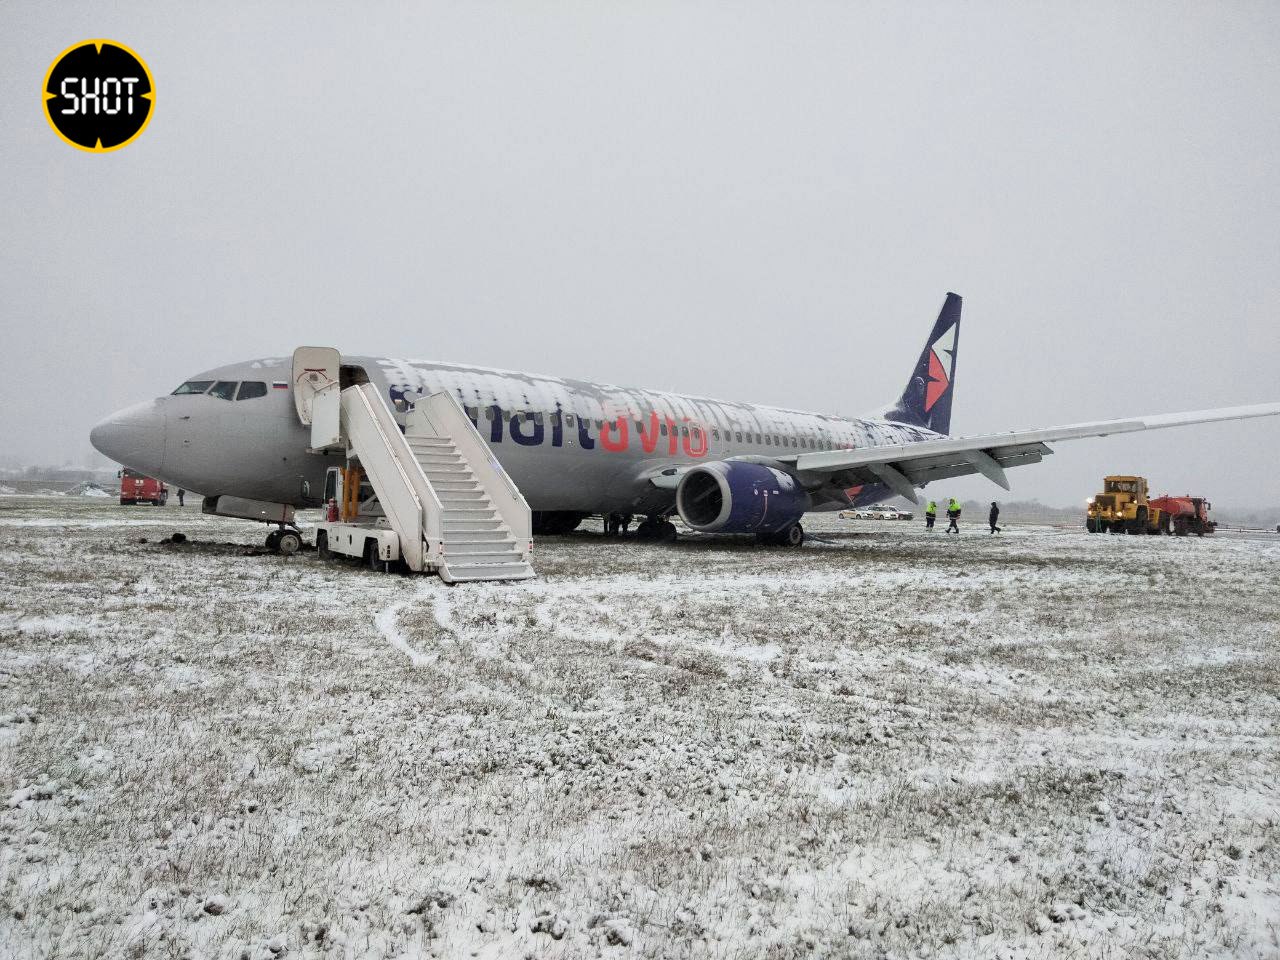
[43,40,154,152]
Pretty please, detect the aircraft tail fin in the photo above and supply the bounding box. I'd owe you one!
[884,292,961,436]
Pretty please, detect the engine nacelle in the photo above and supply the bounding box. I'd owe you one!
[675,460,809,534]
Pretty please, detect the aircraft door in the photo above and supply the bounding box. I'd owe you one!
[291,347,341,426]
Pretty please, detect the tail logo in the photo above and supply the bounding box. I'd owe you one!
[923,322,958,413]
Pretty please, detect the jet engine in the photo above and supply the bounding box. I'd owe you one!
[675,461,810,534]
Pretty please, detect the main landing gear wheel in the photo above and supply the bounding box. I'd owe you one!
[636,518,678,542]
[277,530,302,556]
[316,531,331,559]
[265,529,282,551]
[759,522,805,546]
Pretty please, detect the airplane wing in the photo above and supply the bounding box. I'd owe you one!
[778,403,1280,503]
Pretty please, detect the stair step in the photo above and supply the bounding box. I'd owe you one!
[439,492,489,503]
[444,561,535,583]
[445,538,518,553]
[406,434,453,444]
[443,529,509,541]
[444,549,522,564]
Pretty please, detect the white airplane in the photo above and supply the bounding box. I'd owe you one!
[90,293,1279,546]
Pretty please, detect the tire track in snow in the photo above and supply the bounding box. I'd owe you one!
[374,584,443,666]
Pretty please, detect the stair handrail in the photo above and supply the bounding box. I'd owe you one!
[342,384,445,569]
[412,392,532,546]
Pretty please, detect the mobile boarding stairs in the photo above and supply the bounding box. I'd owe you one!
[293,347,535,584]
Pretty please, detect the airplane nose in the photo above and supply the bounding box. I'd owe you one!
[90,400,167,475]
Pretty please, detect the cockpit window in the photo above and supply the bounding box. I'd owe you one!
[172,380,213,395]
[208,381,238,401]
[236,381,267,400]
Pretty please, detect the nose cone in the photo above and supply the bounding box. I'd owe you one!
[90,400,167,475]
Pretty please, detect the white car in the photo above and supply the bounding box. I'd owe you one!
[839,504,915,521]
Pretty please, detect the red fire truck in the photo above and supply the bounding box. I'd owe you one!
[118,468,169,506]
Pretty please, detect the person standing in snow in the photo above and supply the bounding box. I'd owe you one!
[946,498,961,534]
[989,501,1002,534]
[177,488,185,507]
[925,501,937,530]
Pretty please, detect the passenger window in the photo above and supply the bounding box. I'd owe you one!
[735,431,742,442]
[172,380,213,395]
[208,381,237,401]
[712,429,720,440]
[236,381,267,400]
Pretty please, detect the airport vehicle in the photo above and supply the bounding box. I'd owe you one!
[839,504,914,520]
[308,394,535,582]
[1085,476,1163,534]
[117,468,168,506]
[89,293,1280,579]
[1148,495,1216,536]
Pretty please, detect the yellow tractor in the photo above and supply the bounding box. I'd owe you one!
[1086,476,1164,534]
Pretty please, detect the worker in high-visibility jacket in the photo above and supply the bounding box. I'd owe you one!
[924,501,937,530]
[946,498,962,534]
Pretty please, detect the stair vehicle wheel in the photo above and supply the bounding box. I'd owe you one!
[265,529,283,551]
[316,531,330,559]
[277,530,302,555]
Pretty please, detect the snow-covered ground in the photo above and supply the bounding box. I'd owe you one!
[1,496,1277,959]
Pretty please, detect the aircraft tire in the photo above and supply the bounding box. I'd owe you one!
[316,532,330,560]
[265,529,282,552]
[278,531,302,556]
[781,522,805,547]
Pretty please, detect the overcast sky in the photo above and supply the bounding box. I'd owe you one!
[2,2,1278,507]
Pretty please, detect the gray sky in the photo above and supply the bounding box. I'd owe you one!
[3,2,1278,507]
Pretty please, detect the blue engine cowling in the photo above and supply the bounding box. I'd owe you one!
[675,460,810,534]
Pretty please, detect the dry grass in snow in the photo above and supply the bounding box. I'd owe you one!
[0,495,1278,959]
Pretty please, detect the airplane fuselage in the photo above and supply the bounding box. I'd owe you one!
[92,354,939,516]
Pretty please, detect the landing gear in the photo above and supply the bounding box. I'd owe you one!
[266,525,304,554]
[532,511,587,535]
[316,531,331,559]
[635,517,678,542]
[758,522,805,547]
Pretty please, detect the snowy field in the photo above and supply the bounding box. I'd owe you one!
[1,495,1277,960]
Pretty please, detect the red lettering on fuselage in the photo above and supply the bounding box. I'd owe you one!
[682,421,708,458]
[637,411,674,454]
[600,416,629,452]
